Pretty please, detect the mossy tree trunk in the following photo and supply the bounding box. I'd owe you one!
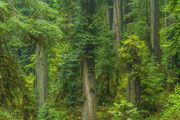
[151,0,160,62]
[35,39,48,119]
[80,0,97,120]
[113,0,122,46]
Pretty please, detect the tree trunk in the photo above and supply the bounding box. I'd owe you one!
[145,0,152,51]
[112,0,123,100]
[128,75,141,105]
[151,0,160,62]
[82,54,96,120]
[35,0,48,118]
[35,40,48,118]
[81,1,97,120]
[127,61,141,105]
[107,0,114,29]
[113,0,122,46]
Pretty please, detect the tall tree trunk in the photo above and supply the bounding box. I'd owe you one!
[145,0,152,51]
[124,0,142,107]
[107,0,114,29]
[82,54,96,120]
[151,0,160,62]
[80,0,97,120]
[113,0,123,99]
[104,0,114,103]
[113,0,122,46]
[35,40,48,118]
[35,0,48,119]
[127,65,140,105]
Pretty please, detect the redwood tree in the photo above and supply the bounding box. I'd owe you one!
[151,0,160,62]
[80,0,97,119]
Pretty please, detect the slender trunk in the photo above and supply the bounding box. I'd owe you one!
[81,1,97,120]
[35,0,48,118]
[113,0,122,46]
[151,0,160,62]
[36,40,48,118]
[107,7,113,30]
[145,0,152,51]
[82,54,96,120]
[105,0,114,103]
[128,72,141,105]
[113,0,122,99]
[107,0,114,29]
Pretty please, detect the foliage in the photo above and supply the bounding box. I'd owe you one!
[57,49,82,110]
[161,0,180,89]
[48,108,67,120]
[109,99,141,120]
[96,27,117,104]
[160,86,180,120]
[118,35,164,117]
[0,0,179,119]
[0,109,21,120]
[119,35,149,69]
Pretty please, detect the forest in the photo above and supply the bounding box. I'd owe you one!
[0,0,179,120]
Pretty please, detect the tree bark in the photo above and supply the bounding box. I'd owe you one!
[113,0,122,98]
[82,54,96,120]
[127,74,141,105]
[35,40,48,118]
[107,0,114,29]
[145,0,152,51]
[151,0,160,62]
[35,1,48,118]
[80,0,97,120]
[113,0,122,46]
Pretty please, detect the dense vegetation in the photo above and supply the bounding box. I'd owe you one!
[0,0,179,120]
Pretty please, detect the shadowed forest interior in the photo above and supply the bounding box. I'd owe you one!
[0,0,179,120]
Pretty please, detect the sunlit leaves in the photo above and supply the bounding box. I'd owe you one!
[109,99,140,120]
[31,0,59,19]
[119,35,149,66]
[0,1,8,12]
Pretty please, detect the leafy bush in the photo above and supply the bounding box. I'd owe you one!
[37,104,67,120]
[118,35,166,118]
[48,108,67,120]
[109,99,141,120]
[160,86,180,120]
[0,109,21,120]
